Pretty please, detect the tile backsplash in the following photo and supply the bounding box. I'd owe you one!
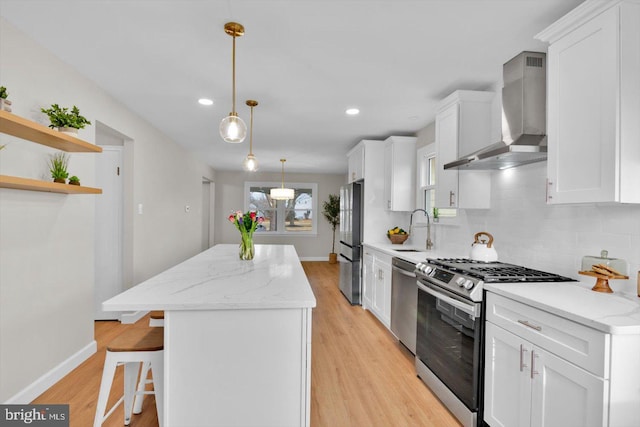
[417,162,640,296]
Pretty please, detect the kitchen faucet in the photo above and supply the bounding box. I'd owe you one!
[409,209,434,250]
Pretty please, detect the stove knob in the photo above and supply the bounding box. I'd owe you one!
[423,265,433,274]
[455,277,466,287]
[463,280,474,290]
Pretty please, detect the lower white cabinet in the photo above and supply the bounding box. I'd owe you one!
[483,291,640,427]
[362,251,374,309]
[484,321,606,427]
[362,246,392,328]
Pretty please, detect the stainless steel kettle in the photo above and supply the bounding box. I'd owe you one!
[470,232,498,262]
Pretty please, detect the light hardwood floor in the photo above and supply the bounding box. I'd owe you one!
[32,261,460,426]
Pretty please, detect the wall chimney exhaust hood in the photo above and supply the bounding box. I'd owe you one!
[444,51,547,170]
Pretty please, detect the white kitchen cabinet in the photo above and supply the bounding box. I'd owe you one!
[536,0,640,204]
[383,136,416,211]
[484,322,606,427]
[347,142,365,183]
[484,292,610,427]
[362,245,392,328]
[434,90,493,209]
[362,251,374,309]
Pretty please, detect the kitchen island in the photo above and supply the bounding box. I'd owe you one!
[102,244,316,427]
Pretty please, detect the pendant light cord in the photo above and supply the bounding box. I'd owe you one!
[281,159,285,188]
[232,35,237,114]
[249,104,254,154]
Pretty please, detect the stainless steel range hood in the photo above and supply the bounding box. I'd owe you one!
[444,51,547,170]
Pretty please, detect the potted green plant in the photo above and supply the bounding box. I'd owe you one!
[48,152,69,183]
[40,104,91,135]
[68,175,80,186]
[322,193,340,264]
[432,207,439,223]
[0,86,11,112]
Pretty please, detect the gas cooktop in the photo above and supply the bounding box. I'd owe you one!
[415,258,575,303]
[429,258,576,283]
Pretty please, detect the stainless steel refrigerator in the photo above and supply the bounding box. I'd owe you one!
[338,181,363,304]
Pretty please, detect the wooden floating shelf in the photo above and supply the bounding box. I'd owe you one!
[0,175,102,194]
[0,110,102,153]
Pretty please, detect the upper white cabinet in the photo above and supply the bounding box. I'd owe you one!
[536,0,640,204]
[347,142,365,183]
[434,90,493,209]
[383,136,416,211]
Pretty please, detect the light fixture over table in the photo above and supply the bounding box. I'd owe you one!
[270,159,295,200]
[219,22,247,143]
[243,100,259,171]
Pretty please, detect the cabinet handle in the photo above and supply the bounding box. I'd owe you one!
[518,319,542,331]
[531,350,539,379]
[449,191,455,207]
[519,344,529,372]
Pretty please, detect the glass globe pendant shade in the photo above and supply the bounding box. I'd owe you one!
[243,153,259,171]
[219,114,247,143]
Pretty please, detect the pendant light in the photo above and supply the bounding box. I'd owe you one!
[243,100,259,171]
[270,159,295,200]
[219,22,247,143]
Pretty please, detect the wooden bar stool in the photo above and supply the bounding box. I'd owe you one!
[133,310,165,414]
[94,327,164,427]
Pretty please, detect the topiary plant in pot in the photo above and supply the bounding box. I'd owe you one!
[40,104,91,135]
[48,152,69,183]
[68,175,80,186]
[322,193,340,264]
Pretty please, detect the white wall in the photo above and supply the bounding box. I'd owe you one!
[413,84,640,297]
[214,171,344,259]
[0,18,215,402]
[432,163,640,296]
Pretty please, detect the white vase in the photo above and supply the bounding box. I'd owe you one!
[57,127,78,136]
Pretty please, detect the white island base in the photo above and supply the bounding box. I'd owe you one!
[165,308,312,426]
[102,244,316,427]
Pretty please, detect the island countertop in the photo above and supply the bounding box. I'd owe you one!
[102,244,317,311]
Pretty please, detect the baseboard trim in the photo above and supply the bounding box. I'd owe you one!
[120,310,147,324]
[4,340,97,404]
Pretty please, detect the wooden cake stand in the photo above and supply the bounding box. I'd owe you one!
[578,271,629,293]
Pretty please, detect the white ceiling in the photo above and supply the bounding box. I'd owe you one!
[0,0,582,173]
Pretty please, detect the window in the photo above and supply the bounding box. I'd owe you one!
[417,145,456,219]
[245,182,318,235]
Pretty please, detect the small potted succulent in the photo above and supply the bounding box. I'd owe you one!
[48,152,69,183]
[40,104,91,135]
[0,86,11,112]
[68,175,81,186]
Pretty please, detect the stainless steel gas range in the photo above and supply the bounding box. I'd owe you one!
[413,258,574,427]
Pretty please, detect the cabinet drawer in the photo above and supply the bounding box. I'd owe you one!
[486,293,609,378]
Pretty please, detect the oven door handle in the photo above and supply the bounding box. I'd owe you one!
[417,281,479,319]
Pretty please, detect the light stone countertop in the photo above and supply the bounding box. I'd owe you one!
[364,241,640,334]
[484,281,640,334]
[102,244,316,311]
[362,241,461,264]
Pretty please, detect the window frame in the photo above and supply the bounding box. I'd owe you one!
[244,181,319,236]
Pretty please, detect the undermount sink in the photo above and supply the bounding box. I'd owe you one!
[394,249,422,252]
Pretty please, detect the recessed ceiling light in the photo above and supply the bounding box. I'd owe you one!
[345,108,360,116]
[198,98,214,106]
